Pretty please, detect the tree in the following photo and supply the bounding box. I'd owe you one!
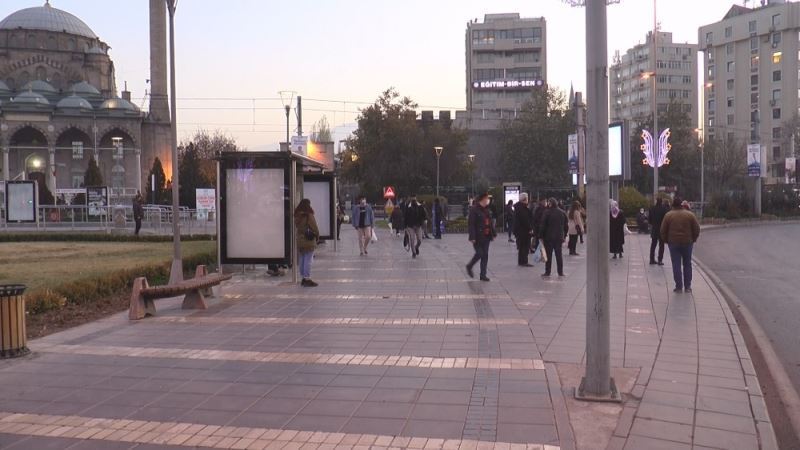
[84,155,103,187]
[180,129,243,186]
[342,88,469,199]
[178,143,212,207]
[310,115,332,143]
[499,86,574,191]
[145,157,169,204]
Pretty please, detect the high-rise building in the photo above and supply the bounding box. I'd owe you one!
[465,14,547,115]
[610,31,698,130]
[699,0,800,181]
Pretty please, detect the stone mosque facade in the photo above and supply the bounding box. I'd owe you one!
[0,0,172,200]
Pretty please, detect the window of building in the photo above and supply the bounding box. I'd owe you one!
[507,67,539,79]
[751,92,759,105]
[706,32,713,45]
[727,79,734,90]
[727,114,734,125]
[751,55,759,71]
[772,14,781,27]
[773,127,782,139]
[773,89,781,101]
[708,99,715,111]
[751,110,759,123]
[71,142,83,160]
[725,26,732,38]
[709,117,715,127]
[727,61,735,73]
[773,146,781,159]
[512,51,538,63]
[71,175,84,189]
[749,20,757,33]
[472,30,495,45]
[477,53,495,63]
[773,32,781,46]
[751,129,759,141]
[708,65,715,79]
[751,74,758,85]
[773,51,782,63]
[751,37,759,50]
[725,132,733,142]
[773,70,781,81]
[726,43,734,55]
[473,68,504,81]
[707,49,714,62]
[727,97,734,108]
[773,108,781,119]
[112,138,124,160]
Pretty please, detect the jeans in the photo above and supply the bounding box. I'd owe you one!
[568,234,579,254]
[357,226,371,254]
[468,240,491,277]
[299,251,313,279]
[517,234,530,265]
[134,218,142,236]
[650,233,665,262]
[668,243,693,289]
[544,240,564,275]
[407,227,422,255]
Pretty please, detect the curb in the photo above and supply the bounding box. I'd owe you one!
[700,219,800,232]
[694,257,800,446]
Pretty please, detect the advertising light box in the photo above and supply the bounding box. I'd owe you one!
[303,174,335,240]
[5,181,37,223]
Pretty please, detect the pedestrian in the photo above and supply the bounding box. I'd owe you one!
[466,193,495,281]
[432,198,445,239]
[567,200,584,256]
[513,194,534,266]
[504,200,515,243]
[351,195,375,256]
[609,200,626,259]
[540,198,568,277]
[648,198,669,265]
[336,200,345,241]
[661,196,700,293]
[390,200,405,237]
[532,199,547,250]
[294,198,319,287]
[421,201,432,239]
[404,194,426,258]
[636,208,649,234]
[132,191,144,236]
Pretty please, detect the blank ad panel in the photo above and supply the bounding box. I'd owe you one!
[7,182,36,222]
[225,168,285,259]
[304,181,331,237]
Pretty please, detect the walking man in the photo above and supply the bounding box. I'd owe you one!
[432,198,444,239]
[351,196,375,256]
[660,197,700,293]
[404,194,426,258]
[133,191,144,236]
[504,200,515,243]
[648,198,669,265]
[540,197,568,277]
[513,194,534,266]
[466,193,495,281]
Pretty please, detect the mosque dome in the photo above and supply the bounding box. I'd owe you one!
[11,90,51,105]
[57,94,93,111]
[100,97,140,112]
[0,2,98,39]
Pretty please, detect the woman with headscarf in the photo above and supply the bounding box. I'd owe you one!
[609,200,626,259]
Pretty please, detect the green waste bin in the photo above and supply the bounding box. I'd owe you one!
[0,285,28,358]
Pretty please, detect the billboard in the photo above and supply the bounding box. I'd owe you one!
[503,184,521,206]
[747,144,762,177]
[609,122,624,177]
[86,186,108,217]
[303,175,335,240]
[4,181,37,223]
[568,134,579,175]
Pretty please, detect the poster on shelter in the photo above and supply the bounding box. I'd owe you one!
[225,168,285,259]
[5,181,36,223]
[304,179,333,239]
[87,186,108,216]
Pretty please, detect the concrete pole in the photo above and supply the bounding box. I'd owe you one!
[580,0,615,400]
[652,0,659,200]
[576,92,586,199]
[2,146,9,182]
[135,148,142,193]
[48,146,56,193]
[166,0,183,285]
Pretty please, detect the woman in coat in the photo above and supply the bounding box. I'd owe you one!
[567,201,584,256]
[609,200,626,259]
[295,199,320,287]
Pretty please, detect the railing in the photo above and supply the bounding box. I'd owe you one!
[0,204,216,236]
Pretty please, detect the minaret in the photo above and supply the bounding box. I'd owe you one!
[148,0,169,122]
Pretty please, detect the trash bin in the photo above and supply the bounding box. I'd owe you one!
[0,285,28,358]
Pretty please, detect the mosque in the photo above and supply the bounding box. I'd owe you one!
[0,0,172,200]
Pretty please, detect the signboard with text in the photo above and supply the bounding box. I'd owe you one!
[568,134,578,175]
[472,79,544,90]
[86,186,108,217]
[291,136,308,156]
[747,144,762,177]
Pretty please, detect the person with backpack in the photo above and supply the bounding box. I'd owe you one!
[466,193,496,281]
[294,199,319,287]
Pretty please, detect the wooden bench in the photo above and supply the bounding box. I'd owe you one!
[129,265,232,320]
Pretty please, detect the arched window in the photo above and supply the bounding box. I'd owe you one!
[6,78,15,90]
[19,71,30,85]
[35,66,47,81]
[47,35,57,50]
[26,34,37,48]
[67,38,76,51]
[50,72,63,90]
[111,164,126,188]
[9,34,19,47]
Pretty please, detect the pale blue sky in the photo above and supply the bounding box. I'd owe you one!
[2,0,742,149]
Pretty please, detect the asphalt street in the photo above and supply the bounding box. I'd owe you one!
[693,222,800,393]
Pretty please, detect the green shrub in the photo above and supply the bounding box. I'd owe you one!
[0,233,215,243]
[619,187,649,215]
[25,289,67,315]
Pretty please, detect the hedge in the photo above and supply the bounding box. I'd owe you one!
[0,233,215,243]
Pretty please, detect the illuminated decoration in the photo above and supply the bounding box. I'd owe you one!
[472,80,544,90]
[640,129,671,168]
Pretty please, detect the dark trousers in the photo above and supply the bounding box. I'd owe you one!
[568,234,579,254]
[434,220,442,239]
[134,218,142,236]
[337,219,343,239]
[668,243,693,289]
[517,235,530,265]
[468,240,491,277]
[650,233,665,262]
[544,240,564,275]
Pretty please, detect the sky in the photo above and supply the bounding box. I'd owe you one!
[2,0,746,150]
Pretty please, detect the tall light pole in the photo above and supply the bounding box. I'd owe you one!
[434,146,443,198]
[166,0,182,285]
[468,154,476,199]
[696,127,705,218]
[564,0,621,402]
[279,91,296,152]
[652,0,659,200]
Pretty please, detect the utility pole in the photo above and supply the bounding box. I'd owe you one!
[166,0,182,285]
[576,92,586,199]
[652,0,659,200]
[434,146,443,198]
[296,96,303,137]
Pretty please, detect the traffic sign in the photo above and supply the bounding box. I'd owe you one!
[383,186,396,199]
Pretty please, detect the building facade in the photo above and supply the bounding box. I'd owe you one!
[465,13,547,115]
[0,1,171,201]
[699,0,800,182]
[610,31,698,130]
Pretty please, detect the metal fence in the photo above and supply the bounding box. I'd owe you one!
[0,204,216,235]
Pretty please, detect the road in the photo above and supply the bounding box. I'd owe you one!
[694,222,800,393]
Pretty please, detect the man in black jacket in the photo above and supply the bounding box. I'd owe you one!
[466,193,496,281]
[540,197,568,277]
[404,194,426,258]
[648,198,669,265]
[513,194,534,266]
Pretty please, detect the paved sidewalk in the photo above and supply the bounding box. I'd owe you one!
[0,227,777,449]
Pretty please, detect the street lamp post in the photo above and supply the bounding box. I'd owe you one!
[166,0,182,285]
[696,128,705,218]
[279,91,296,152]
[468,154,476,199]
[434,146,443,198]
[652,0,659,200]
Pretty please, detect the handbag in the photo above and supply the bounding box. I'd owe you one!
[371,228,379,243]
[304,225,316,241]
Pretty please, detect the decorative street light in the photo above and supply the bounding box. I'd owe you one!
[434,146,444,198]
[166,0,182,285]
[468,154,476,199]
[695,128,705,218]
[279,91,296,152]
